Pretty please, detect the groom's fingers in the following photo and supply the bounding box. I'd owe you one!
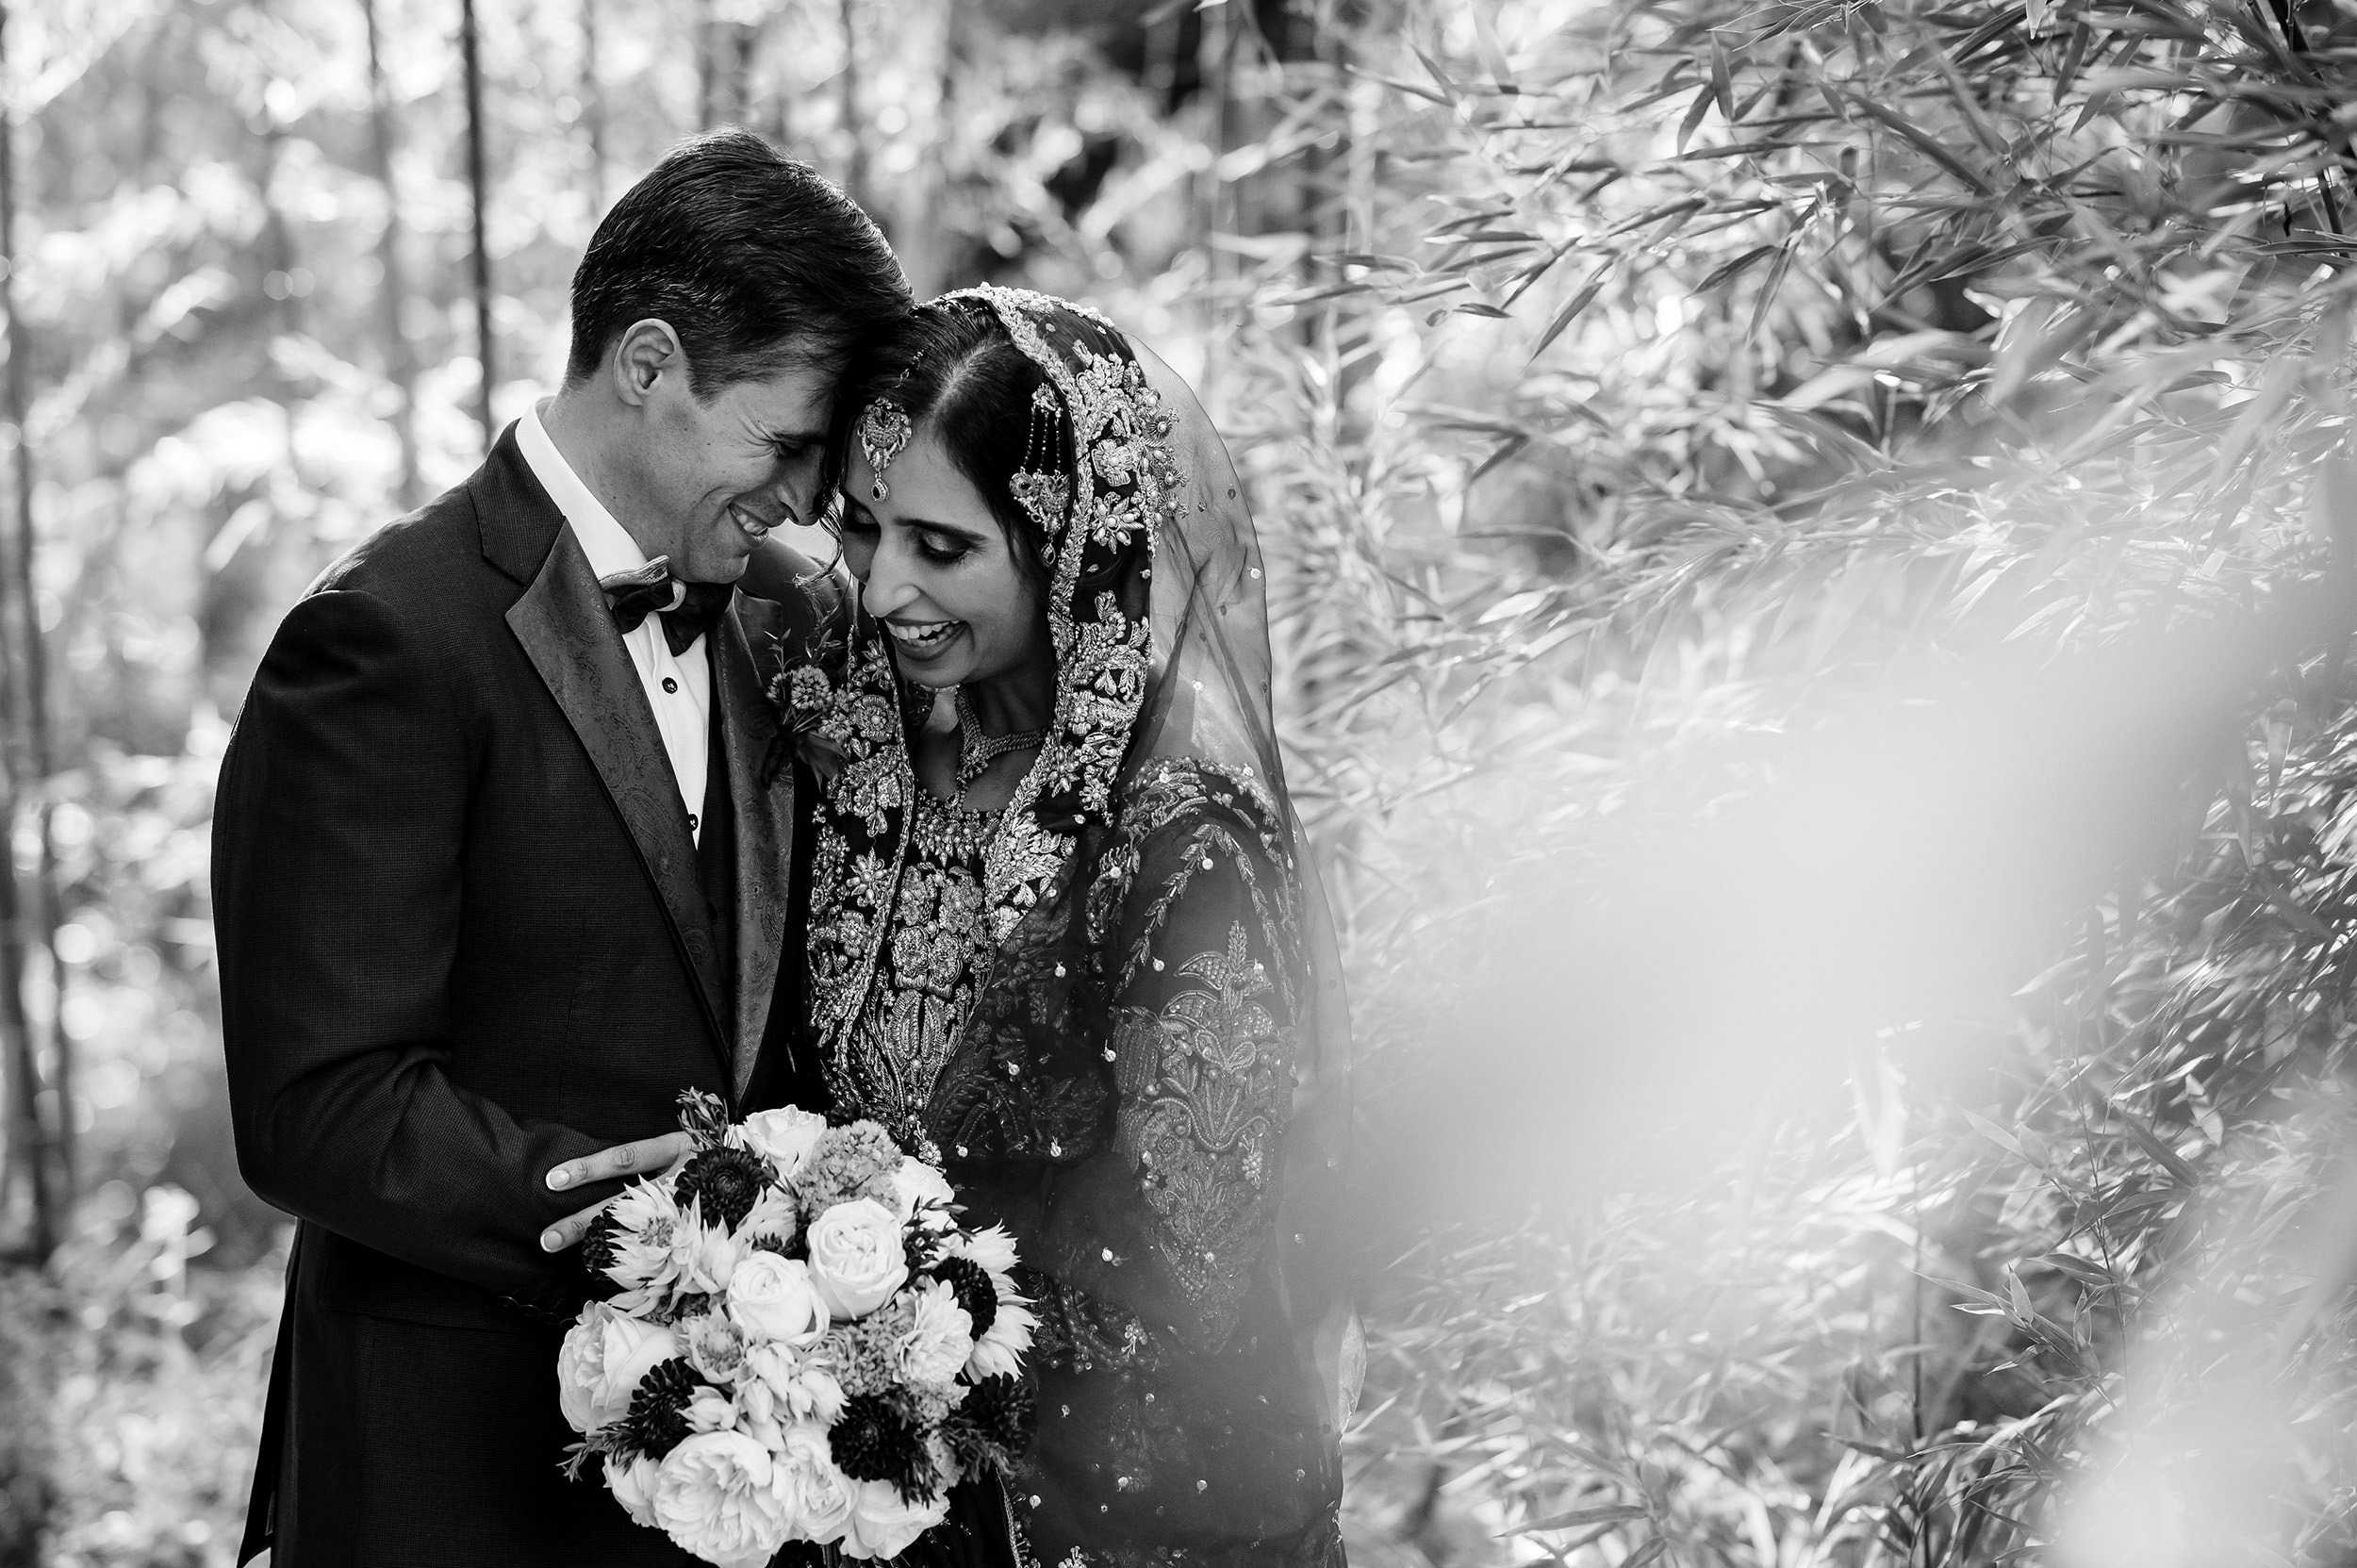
[543,1131,693,1196]
[542,1197,616,1253]
[537,1131,695,1250]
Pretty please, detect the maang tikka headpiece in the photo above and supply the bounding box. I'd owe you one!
[1008,382,1072,538]
[856,398,913,503]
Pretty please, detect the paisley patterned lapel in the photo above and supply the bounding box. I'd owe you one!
[504,522,732,1066]
[715,599,791,1097]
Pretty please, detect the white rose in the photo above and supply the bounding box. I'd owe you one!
[738,1107,829,1180]
[836,1477,949,1561]
[805,1198,910,1320]
[770,1422,857,1545]
[676,1216,748,1296]
[736,1185,799,1246]
[652,1431,792,1567]
[898,1279,974,1392]
[556,1304,681,1434]
[888,1158,957,1222]
[728,1252,829,1348]
[604,1451,663,1529]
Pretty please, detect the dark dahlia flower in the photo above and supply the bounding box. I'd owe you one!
[617,1358,701,1461]
[580,1207,621,1278]
[931,1255,998,1339]
[831,1393,935,1503]
[673,1145,771,1233]
[944,1374,1034,1478]
[963,1373,1035,1452]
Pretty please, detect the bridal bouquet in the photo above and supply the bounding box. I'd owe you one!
[556,1092,1036,1566]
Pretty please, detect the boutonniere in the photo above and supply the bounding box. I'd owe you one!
[762,647,853,787]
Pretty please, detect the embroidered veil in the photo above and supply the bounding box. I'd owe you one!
[782,286,1353,1568]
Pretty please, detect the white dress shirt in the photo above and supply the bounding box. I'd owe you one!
[516,402,714,844]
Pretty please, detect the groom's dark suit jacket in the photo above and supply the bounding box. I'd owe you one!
[216,427,829,1567]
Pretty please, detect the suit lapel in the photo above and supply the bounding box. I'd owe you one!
[714,602,791,1098]
[501,502,733,1063]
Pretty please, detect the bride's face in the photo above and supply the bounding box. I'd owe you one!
[840,427,1051,693]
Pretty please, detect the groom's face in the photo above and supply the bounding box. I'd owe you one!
[630,341,837,584]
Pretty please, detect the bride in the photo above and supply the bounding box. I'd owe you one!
[766,285,1355,1568]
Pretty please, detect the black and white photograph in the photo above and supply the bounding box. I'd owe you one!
[3,2,2356,1566]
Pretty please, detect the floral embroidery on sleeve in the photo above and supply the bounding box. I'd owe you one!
[1110,865,1297,1348]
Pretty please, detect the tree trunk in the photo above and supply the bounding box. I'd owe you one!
[363,0,420,507]
[460,0,496,451]
[0,0,59,1263]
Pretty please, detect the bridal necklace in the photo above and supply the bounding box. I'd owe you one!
[954,687,1045,793]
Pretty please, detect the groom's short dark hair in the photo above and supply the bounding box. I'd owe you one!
[565,128,908,395]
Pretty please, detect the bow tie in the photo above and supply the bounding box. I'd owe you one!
[599,560,733,656]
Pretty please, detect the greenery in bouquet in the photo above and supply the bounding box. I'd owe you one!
[555,1092,1035,1566]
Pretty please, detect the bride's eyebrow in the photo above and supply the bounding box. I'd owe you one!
[900,515,990,545]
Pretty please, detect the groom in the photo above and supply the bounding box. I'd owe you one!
[215,129,905,1565]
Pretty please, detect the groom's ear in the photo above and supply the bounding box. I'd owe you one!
[611,319,688,408]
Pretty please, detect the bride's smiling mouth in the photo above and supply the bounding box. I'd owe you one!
[884,618,964,657]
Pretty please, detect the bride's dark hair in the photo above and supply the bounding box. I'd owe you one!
[839,299,1117,586]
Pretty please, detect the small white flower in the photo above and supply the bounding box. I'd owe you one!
[683,1311,750,1384]
[743,1342,847,1428]
[735,1373,785,1450]
[734,1183,799,1246]
[684,1383,738,1435]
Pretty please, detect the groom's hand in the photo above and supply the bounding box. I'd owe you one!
[538,1131,695,1251]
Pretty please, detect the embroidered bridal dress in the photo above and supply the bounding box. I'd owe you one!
[780,288,1353,1568]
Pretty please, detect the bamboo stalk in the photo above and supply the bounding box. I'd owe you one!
[582,0,605,209]
[0,0,58,1262]
[363,0,420,507]
[698,0,715,130]
[717,21,755,129]
[460,0,496,450]
[839,0,865,208]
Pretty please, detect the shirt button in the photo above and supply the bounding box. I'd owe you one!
[688,814,700,832]
[663,677,679,694]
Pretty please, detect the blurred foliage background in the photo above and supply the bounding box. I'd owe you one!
[9,0,2357,1562]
